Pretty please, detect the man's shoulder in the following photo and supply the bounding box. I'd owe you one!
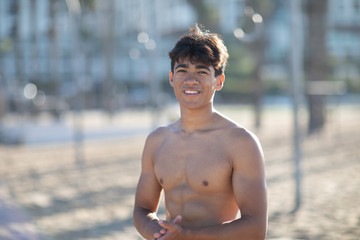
[228,125,258,142]
[229,127,261,152]
[146,121,178,144]
[147,126,169,142]
[142,125,174,158]
[217,114,255,141]
[217,115,262,152]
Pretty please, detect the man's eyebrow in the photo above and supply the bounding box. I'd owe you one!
[174,64,189,70]
[174,63,211,71]
[195,65,211,71]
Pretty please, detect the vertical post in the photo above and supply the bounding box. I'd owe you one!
[0,1,5,130]
[66,0,84,168]
[290,0,303,213]
[146,0,161,128]
[49,0,60,118]
[30,0,38,87]
[103,0,115,116]
[234,1,264,129]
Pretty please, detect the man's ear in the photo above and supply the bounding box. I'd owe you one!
[216,74,225,91]
[169,71,174,87]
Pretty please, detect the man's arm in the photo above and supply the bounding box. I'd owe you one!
[133,129,166,240]
[155,128,267,240]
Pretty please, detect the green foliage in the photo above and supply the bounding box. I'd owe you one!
[79,0,96,11]
[28,78,59,96]
[222,43,256,97]
[264,79,289,95]
[347,79,360,93]
[186,0,220,31]
[0,38,13,54]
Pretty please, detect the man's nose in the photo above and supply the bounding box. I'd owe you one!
[184,72,198,84]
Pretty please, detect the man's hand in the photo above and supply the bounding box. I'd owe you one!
[153,215,183,240]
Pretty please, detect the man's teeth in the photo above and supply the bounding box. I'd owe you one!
[185,90,199,94]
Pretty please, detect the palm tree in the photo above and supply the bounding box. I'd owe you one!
[49,0,60,103]
[244,0,267,129]
[30,0,39,86]
[10,0,23,112]
[102,0,115,114]
[304,0,328,133]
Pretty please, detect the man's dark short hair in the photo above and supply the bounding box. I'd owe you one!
[169,24,229,77]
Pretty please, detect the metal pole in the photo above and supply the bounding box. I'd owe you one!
[66,0,84,168]
[103,0,115,115]
[290,0,303,213]
[146,0,161,128]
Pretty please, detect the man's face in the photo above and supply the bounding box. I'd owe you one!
[169,58,224,110]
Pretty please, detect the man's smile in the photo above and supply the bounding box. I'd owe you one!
[184,90,200,95]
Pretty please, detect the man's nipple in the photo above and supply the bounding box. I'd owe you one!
[202,180,208,186]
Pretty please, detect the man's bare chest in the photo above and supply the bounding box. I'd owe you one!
[153,134,233,192]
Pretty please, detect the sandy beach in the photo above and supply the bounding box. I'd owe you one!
[0,104,359,240]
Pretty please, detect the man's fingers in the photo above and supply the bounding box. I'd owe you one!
[158,220,167,227]
[158,220,176,230]
[153,232,161,238]
[153,226,167,239]
[158,216,182,231]
[173,215,182,224]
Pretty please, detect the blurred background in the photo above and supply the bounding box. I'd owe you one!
[0,0,359,239]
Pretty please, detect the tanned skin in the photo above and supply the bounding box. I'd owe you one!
[133,58,267,240]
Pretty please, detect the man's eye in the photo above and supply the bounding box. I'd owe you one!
[177,69,186,73]
[198,71,208,74]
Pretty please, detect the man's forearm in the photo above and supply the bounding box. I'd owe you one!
[133,207,162,240]
[183,217,267,240]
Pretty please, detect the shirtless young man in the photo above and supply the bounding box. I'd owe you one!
[133,25,267,240]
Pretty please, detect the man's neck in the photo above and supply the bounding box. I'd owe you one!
[179,105,217,134]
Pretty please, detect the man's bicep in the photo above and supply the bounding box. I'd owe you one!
[134,133,163,212]
[232,171,267,217]
[135,174,162,211]
[231,133,267,219]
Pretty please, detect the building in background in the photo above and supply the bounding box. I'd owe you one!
[0,0,359,114]
[327,0,360,87]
